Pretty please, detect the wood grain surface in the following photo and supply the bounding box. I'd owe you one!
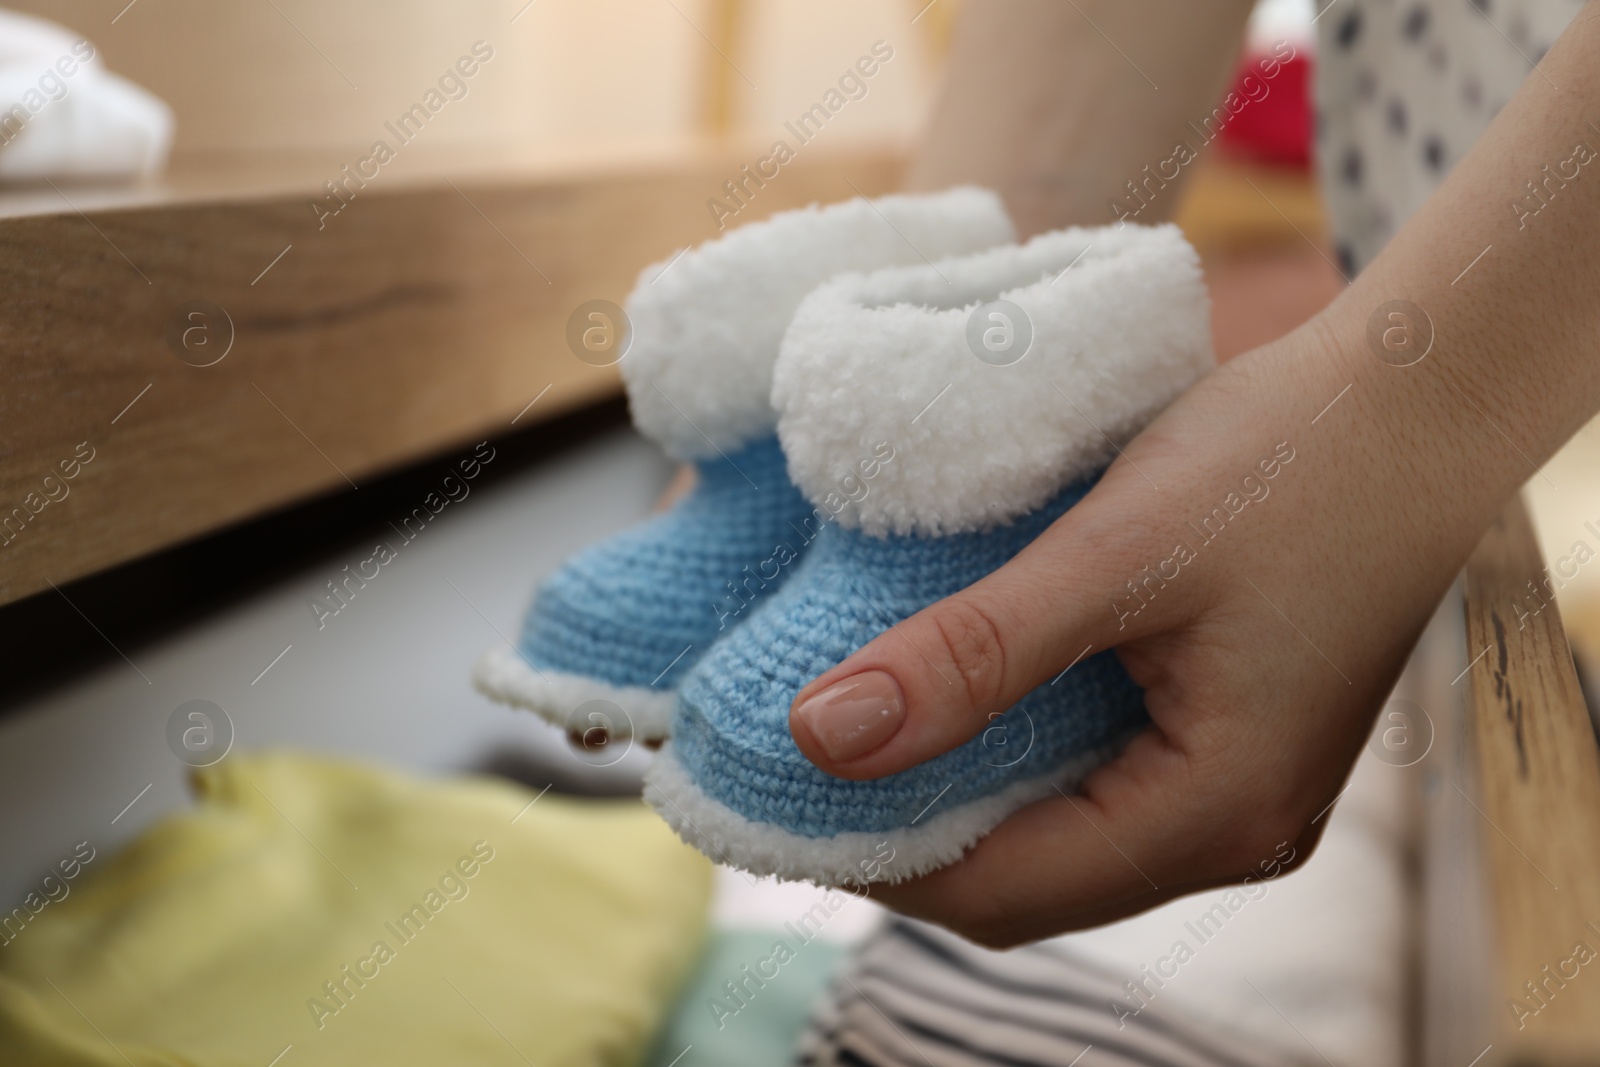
[0,149,900,606]
[1461,493,1600,1065]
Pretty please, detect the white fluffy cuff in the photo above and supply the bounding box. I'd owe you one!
[772,223,1214,536]
[622,188,1015,460]
[471,645,678,740]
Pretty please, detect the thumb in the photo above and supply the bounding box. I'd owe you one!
[788,522,1150,780]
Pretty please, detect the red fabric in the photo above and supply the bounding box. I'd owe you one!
[1218,52,1313,169]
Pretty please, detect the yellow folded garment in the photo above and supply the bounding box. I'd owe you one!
[0,751,713,1067]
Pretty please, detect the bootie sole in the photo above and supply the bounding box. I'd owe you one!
[643,733,1134,886]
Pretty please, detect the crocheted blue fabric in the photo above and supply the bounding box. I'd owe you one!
[668,473,1146,839]
[515,434,814,698]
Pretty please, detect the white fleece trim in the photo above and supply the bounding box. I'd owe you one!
[471,644,677,741]
[643,739,1123,885]
[773,223,1214,535]
[622,188,1015,460]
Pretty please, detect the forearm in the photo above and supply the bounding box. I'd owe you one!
[906,0,1255,236]
[1313,3,1600,535]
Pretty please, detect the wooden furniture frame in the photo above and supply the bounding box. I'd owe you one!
[1421,494,1600,1066]
[0,149,899,607]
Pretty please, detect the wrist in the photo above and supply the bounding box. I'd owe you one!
[1232,304,1513,598]
[1310,258,1594,541]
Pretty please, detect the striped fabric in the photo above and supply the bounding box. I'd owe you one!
[794,919,1308,1067]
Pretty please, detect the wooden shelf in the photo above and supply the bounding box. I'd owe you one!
[1172,155,1327,260]
[1421,494,1600,1066]
[0,145,900,606]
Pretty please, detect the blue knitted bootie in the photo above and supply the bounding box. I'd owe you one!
[645,223,1215,882]
[473,188,1015,742]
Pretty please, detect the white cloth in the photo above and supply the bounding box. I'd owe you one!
[793,738,1410,1067]
[0,8,172,181]
[789,719,1413,1067]
[1052,737,1410,1067]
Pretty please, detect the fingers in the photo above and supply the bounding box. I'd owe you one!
[865,729,1312,946]
[790,507,1155,781]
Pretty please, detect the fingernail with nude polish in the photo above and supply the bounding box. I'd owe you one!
[792,670,905,763]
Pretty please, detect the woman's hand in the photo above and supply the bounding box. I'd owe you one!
[786,287,1581,945]
[785,318,1424,942]
[790,5,1600,945]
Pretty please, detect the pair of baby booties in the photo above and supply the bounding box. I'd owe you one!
[473,188,1214,887]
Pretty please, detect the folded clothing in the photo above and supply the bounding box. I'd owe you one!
[795,918,1297,1067]
[0,9,173,182]
[795,738,1411,1067]
[1056,743,1410,1067]
[644,928,847,1067]
[0,751,712,1067]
